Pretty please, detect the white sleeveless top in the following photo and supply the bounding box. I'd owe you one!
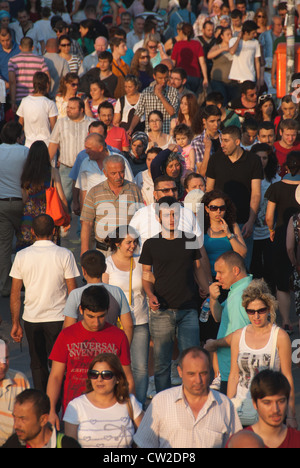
[236,324,281,400]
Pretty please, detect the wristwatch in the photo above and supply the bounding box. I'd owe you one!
[227,234,236,241]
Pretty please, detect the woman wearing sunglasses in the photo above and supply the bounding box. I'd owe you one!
[55,72,80,118]
[202,189,247,280]
[63,353,143,448]
[227,279,296,428]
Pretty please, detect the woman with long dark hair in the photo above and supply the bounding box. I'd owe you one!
[129,48,154,91]
[63,353,143,448]
[16,140,68,250]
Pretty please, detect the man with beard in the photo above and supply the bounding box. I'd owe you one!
[247,370,300,448]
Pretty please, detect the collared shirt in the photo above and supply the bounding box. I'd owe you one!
[0,369,30,445]
[49,115,96,167]
[0,41,20,82]
[191,130,222,164]
[80,179,144,242]
[133,385,242,448]
[217,275,252,382]
[135,84,179,134]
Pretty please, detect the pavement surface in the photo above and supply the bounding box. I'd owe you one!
[1,214,300,424]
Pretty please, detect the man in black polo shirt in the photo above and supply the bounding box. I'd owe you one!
[206,125,263,270]
[139,196,209,393]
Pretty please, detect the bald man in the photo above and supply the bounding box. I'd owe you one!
[227,430,265,448]
[44,38,70,98]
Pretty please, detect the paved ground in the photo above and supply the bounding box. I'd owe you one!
[1,215,300,423]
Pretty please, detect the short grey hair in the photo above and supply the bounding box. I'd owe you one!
[103,154,125,170]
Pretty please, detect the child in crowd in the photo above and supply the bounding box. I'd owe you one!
[173,123,195,175]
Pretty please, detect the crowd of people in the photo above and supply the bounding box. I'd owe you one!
[1,0,300,450]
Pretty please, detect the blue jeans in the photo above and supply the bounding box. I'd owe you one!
[149,308,200,393]
[59,163,73,212]
[130,323,150,407]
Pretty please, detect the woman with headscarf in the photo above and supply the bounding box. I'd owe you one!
[125,131,148,177]
[150,145,185,199]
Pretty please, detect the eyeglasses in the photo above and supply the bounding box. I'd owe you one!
[208,205,226,212]
[256,14,265,18]
[87,369,115,380]
[148,45,157,49]
[258,93,273,103]
[157,187,178,193]
[149,119,162,124]
[246,307,269,315]
[140,55,150,59]
[70,82,79,87]
[60,43,71,47]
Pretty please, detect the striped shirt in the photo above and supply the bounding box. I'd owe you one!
[49,115,95,167]
[133,386,242,448]
[134,84,179,134]
[80,179,144,242]
[8,52,49,101]
[0,369,30,445]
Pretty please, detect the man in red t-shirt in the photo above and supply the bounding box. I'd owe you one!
[245,370,300,448]
[47,285,133,429]
[274,119,300,177]
[98,101,130,152]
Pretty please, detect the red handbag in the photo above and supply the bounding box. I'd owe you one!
[46,180,70,227]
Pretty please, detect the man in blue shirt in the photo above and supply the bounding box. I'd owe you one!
[204,251,252,394]
[0,28,19,85]
[169,0,196,37]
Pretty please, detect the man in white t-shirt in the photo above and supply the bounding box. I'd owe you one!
[17,71,58,147]
[9,214,80,393]
[228,20,261,85]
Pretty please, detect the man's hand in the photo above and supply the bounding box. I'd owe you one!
[11,322,23,343]
[204,339,218,352]
[209,281,221,301]
[241,220,254,239]
[149,294,160,311]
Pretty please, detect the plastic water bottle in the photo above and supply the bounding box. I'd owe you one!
[199,298,210,323]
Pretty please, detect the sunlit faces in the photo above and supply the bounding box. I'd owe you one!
[158,205,180,232]
[253,394,288,428]
[103,161,125,188]
[177,352,210,398]
[131,139,144,158]
[186,176,206,193]
[98,107,114,127]
[280,128,298,148]
[220,133,240,156]
[88,361,118,395]
[258,128,276,146]
[256,150,269,169]
[205,197,226,223]
[79,307,107,332]
[116,234,139,258]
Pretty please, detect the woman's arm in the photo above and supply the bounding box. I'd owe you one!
[277,328,297,426]
[265,200,276,242]
[227,330,242,399]
[64,422,79,440]
[52,167,69,214]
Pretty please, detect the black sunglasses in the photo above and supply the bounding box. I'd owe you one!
[87,369,115,380]
[157,187,178,193]
[208,205,226,212]
[246,307,269,316]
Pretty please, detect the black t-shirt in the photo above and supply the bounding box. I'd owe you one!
[206,149,264,224]
[139,231,201,310]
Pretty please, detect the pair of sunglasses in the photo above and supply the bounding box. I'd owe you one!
[87,369,115,380]
[208,205,226,212]
[246,307,269,316]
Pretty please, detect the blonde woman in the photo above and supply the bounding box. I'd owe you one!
[227,279,296,428]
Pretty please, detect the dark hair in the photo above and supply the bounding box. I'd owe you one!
[181,22,194,40]
[89,120,107,136]
[221,125,242,140]
[242,117,259,132]
[15,389,50,419]
[109,36,126,51]
[58,34,71,46]
[242,20,259,33]
[0,121,23,144]
[255,96,278,122]
[104,225,140,252]
[258,121,275,133]
[178,93,198,126]
[250,369,291,404]
[80,285,110,312]
[153,174,175,190]
[98,50,113,63]
[33,71,49,94]
[85,353,130,402]
[81,250,106,278]
[148,109,163,122]
[251,143,279,182]
[172,67,187,80]
[231,8,243,19]
[57,72,79,96]
[286,151,300,176]
[20,140,51,190]
[216,26,231,44]
[98,100,114,114]
[240,80,256,96]
[173,123,193,140]
[32,214,54,238]
[69,96,84,112]
[153,63,169,75]
[206,91,224,106]
[202,189,237,234]
[192,104,221,135]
